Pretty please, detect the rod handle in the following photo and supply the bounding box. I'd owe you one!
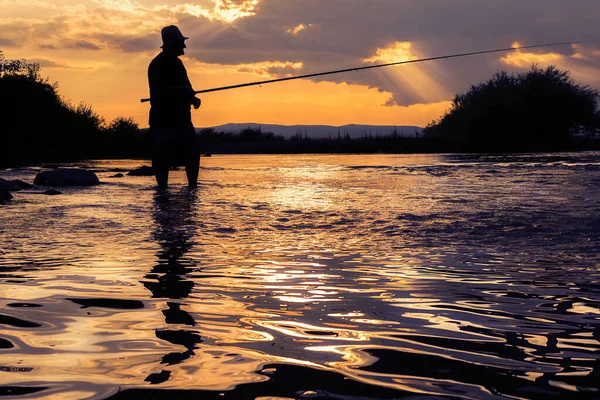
[141,98,150,103]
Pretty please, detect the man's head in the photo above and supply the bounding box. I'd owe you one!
[161,25,188,56]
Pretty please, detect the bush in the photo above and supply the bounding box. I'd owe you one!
[423,65,599,150]
[0,52,146,165]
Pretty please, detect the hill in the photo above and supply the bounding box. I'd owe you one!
[203,123,423,139]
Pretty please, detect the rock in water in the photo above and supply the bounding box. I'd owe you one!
[11,179,34,189]
[34,169,100,186]
[127,166,154,176]
[0,178,15,191]
[0,191,12,202]
[0,178,32,191]
[43,189,62,196]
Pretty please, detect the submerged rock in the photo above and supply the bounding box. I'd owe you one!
[43,189,62,196]
[0,178,33,192]
[0,191,12,202]
[11,179,34,189]
[110,173,125,178]
[127,166,154,176]
[0,178,16,191]
[34,169,100,187]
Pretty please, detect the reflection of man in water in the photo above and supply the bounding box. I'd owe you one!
[142,191,203,384]
[148,25,201,189]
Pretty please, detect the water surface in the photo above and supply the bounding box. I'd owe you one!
[0,153,599,399]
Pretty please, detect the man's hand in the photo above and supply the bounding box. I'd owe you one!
[193,97,201,109]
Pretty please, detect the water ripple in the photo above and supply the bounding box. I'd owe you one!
[1,153,599,398]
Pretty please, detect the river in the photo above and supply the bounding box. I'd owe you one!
[0,153,599,399]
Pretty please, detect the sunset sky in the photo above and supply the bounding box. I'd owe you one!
[1,0,599,128]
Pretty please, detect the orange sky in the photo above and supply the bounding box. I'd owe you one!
[1,0,598,128]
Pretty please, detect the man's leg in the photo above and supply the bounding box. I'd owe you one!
[151,127,173,189]
[185,153,200,189]
[183,125,200,189]
[152,157,169,189]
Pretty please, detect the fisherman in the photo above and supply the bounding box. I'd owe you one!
[148,25,201,189]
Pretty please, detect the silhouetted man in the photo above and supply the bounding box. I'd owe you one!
[148,25,201,189]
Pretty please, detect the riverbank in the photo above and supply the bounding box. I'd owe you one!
[3,135,600,169]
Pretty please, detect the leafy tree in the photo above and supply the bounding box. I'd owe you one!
[0,51,107,165]
[423,65,599,150]
[106,116,139,135]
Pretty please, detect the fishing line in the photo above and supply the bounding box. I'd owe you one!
[140,41,583,103]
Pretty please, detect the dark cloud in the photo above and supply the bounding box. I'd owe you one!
[37,40,102,51]
[0,37,17,47]
[29,58,92,70]
[118,35,159,53]
[266,65,302,76]
[73,40,102,51]
[39,44,59,50]
[119,37,160,53]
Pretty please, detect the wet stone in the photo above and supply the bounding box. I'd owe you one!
[0,178,32,191]
[34,168,100,186]
[127,166,154,176]
[0,191,12,202]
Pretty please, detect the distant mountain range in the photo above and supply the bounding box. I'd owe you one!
[201,123,423,139]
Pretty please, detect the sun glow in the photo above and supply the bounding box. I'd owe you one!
[363,41,418,64]
[287,23,311,35]
[234,60,304,77]
[501,41,563,68]
[361,41,450,106]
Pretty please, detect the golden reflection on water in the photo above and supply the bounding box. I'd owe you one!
[0,154,600,398]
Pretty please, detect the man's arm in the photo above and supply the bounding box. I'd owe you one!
[148,57,199,106]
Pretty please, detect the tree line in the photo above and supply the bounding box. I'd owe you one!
[0,51,143,167]
[423,65,600,151]
[1,51,599,167]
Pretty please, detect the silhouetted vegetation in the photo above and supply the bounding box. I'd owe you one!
[198,126,452,154]
[423,65,600,151]
[2,52,599,168]
[0,51,148,167]
[200,127,284,144]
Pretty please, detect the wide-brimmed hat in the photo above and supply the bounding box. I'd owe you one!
[161,25,188,48]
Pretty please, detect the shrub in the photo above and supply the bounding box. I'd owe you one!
[423,65,599,150]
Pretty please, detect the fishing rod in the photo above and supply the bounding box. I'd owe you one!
[140,41,582,103]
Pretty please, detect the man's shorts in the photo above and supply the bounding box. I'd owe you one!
[150,125,199,167]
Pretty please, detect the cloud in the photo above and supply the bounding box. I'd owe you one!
[287,24,310,36]
[175,0,600,105]
[0,37,17,47]
[29,58,93,70]
[1,0,599,107]
[74,40,102,50]
[501,50,564,68]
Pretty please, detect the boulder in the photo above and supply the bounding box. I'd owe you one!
[11,179,34,190]
[0,191,12,202]
[34,169,100,187]
[0,178,15,191]
[127,166,154,176]
[0,178,32,191]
